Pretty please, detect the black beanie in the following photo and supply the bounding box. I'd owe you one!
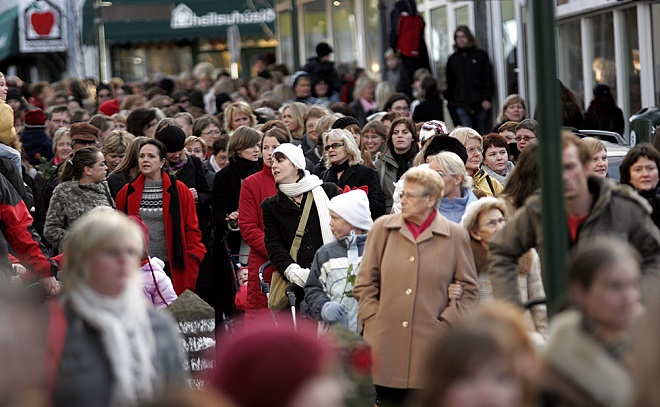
[423,136,468,164]
[316,42,333,57]
[156,125,186,152]
[331,115,360,130]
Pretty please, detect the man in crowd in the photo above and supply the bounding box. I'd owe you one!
[45,106,71,138]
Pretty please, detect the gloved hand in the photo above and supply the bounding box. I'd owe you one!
[284,263,310,288]
[321,301,346,322]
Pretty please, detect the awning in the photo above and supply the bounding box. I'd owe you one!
[0,5,20,62]
[82,0,276,46]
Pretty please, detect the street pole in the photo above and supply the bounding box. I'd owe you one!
[531,0,568,315]
[291,1,300,70]
[94,0,107,83]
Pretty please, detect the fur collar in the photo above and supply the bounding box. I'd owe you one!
[544,311,634,407]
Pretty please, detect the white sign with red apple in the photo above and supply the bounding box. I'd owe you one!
[18,0,67,53]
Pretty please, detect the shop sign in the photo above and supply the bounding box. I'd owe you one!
[171,3,276,30]
[17,0,67,53]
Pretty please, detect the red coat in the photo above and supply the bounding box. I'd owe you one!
[238,165,277,319]
[116,172,205,295]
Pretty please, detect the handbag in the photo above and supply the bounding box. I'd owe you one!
[268,192,314,310]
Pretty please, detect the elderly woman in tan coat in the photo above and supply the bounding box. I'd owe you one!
[354,166,479,407]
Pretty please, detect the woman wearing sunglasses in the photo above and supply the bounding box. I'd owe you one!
[320,129,386,219]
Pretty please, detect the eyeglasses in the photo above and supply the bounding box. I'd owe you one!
[467,147,484,155]
[399,191,428,200]
[324,142,344,151]
[515,135,536,142]
[481,218,506,228]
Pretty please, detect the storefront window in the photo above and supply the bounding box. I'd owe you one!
[430,6,448,89]
[364,0,380,74]
[557,19,583,103]
[623,7,640,115]
[455,6,469,27]
[113,45,193,82]
[278,11,295,73]
[589,13,615,96]
[332,0,357,63]
[501,0,518,95]
[303,0,327,61]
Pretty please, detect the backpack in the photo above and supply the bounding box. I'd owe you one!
[397,13,424,57]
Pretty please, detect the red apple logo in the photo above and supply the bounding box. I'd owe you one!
[30,11,55,37]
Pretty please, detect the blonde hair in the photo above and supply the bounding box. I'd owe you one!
[497,94,527,123]
[580,136,607,158]
[102,130,135,155]
[450,127,483,146]
[403,167,445,209]
[324,129,363,167]
[61,211,143,290]
[52,127,71,153]
[185,136,208,155]
[279,102,309,140]
[224,101,257,133]
[429,151,473,189]
[353,76,376,102]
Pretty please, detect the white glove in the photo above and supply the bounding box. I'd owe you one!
[284,263,310,288]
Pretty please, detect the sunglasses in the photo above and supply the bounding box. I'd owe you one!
[324,142,344,151]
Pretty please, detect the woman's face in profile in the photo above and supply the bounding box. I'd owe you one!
[440,358,524,407]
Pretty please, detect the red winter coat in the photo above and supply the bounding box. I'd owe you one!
[238,165,277,320]
[116,171,205,295]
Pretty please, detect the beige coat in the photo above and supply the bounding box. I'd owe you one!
[354,212,479,389]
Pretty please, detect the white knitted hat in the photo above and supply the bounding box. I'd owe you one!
[459,197,501,230]
[273,143,306,170]
[328,189,372,231]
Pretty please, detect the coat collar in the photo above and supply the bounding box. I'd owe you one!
[383,211,451,244]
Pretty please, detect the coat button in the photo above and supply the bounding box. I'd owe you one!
[402,321,409,328]
[405,288,412,295]
[409,256,415,262]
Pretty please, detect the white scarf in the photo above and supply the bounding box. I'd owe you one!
[279,171,334,245]
[65,281,157,407]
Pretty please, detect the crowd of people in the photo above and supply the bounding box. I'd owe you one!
[0,23,657,407]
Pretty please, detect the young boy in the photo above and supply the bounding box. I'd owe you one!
[305,189,372,333]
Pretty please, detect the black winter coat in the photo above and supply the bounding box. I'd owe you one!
[444,46,494,108]
[320,163,386,219]
[412,97,444,123]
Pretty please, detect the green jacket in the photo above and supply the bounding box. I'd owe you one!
[488,177,660,303]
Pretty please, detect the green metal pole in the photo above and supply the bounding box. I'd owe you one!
[291,1,300,70]
[531,0,568,315]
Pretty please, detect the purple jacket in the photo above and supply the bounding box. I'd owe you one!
[141,258,178,308]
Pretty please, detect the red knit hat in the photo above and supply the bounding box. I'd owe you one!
[210,320,335,407]
[98,98,121,116]
[24,109,46,128]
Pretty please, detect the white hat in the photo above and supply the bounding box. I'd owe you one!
[459,197,501,230]
[328,189,372,231]
[273,143,306,170]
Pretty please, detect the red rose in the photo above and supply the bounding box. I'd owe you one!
[349,346,372,374]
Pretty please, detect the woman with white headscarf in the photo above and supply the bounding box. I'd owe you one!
[261,143,341,305]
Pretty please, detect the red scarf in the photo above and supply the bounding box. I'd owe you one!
[406,210,437,239]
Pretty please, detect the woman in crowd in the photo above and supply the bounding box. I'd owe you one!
[585,84,625,136]
[89,114,115,144]
[354,166,478,407]
[107,136,149,198]
[262,143,341,305]
[312,77,341,106]
[619,143,660,228]
[53,211,187,406]
[377,116,419,213]
[559,79,584,129]
[460,197,547,339]
[102,130,135,173]
[280,102,309,141]
[185,136,207,162]
[223,101,257,135]
[290,71,323,106]
[192,115,222,147]
[540,236,640,407]
[126,108,158,138]
[481,133,515,186]
[417,303,538,407]
[375,81,395,112]
[45,127,73,174]
[428,151,478,223]
[412,76,444,123]
[330,116,375,169]
[211,126,263,317]
[320,128,385,219]
[361,120,388,162]
[205,136,229,186]
[238,127,290,320]
[580,136,608,179]
[498,120,520,162]
[383,93,411,118]
[348,76,377,127]
[116,139,205,295]
[300,106,327,155]
[451,127,503,196]
[499,142,540,212]
[44,146,114,251]
[493,94,527,132]
[173,112,194,137]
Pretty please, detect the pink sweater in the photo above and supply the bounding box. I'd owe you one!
[141,258,178,308]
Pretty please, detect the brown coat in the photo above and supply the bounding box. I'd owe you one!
[354,212,479,389]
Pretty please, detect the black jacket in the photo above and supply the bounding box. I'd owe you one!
[107,170,134,200]
[412,97,444,123]
[348,100,373,128]
[320,164,386,219]
[444,46,494,108]
[302,57,341,93]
